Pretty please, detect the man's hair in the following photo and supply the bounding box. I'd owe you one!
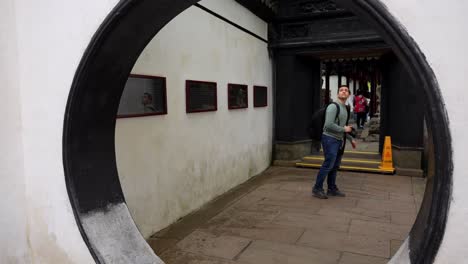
[337,85,350,93]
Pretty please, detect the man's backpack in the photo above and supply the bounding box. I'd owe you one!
[308,102,350,141]
[308,103,339,140]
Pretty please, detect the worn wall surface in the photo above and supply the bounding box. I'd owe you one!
[379,0,468,263]
[3,0,121,263]
[0,0,30,263]
[115,0,273,238]
[1,0,467,263]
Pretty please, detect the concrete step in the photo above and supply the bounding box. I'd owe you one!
[297,150,394,174]
[295,162,394,174]
[302,156,381,169]
[316,150,381,161]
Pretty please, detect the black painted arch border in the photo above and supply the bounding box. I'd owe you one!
[63,0,452,263]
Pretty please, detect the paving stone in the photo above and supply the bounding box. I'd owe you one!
[334,175,365,185]
[339,173,368,180]
[239,203,283,213]
[361,183,413,195]
[339,252,389,264]
[272,212,350,232]
[295,193,359,209]
[388,193,416,203]
[229,194,267,210]
[349,219,412,240]
[317,206,390,223]
[335,181,364,190]
[160,249,245,264]
[149,167,425,263]
[254,183,283,192]
[206,208,280,229]
[257,202,321,215]
[391,211,417,225]
[362,176,413,194]
[279,182,313,193]
[315,197,359,209]
[237,240,341,264]
[147,237,178,255]
[365,175,412,185]
[391,239,404,257]
[204,223,305,244]
[249,188,300,200]
[267,174,312,182]
[298,229,390,258]
[256,195,322,209]
[414,196,424,213]
[357,199,416,213]
[175,230,251,260]
[412,178,426,196]
[344,188,389,200]
[411,177,425,183]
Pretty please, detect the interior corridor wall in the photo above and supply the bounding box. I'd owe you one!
[115,0,273,238]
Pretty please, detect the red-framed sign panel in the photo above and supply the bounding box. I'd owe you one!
[253,85,268,107]
[117,74,168,118]
[228,83,248,110]
[186,80,218,113]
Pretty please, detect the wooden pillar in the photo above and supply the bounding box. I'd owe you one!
[369,73,376,117]
[370,73,376,117]
[325,66,330,104]
[346,75,350,88]
[337,64,342,87]
[352,74,356,94]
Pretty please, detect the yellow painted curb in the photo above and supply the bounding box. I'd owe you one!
[303,157,381,164]
[295,163,394,174]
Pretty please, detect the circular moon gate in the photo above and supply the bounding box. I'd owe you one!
[63,0,452,263]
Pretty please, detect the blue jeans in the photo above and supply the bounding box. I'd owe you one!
[313,134,343,191]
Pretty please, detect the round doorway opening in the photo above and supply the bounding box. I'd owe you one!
[63,1,452,263]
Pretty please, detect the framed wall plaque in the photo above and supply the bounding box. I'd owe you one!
[186,80,217,113]
[117,74,167,118]
[253,85,268,107]
[228,83,248,109]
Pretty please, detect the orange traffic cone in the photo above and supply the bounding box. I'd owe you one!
[379,136,395,173]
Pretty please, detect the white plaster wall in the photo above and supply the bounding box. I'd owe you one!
[9,0,120,263]
[1,0,467,262]
[317,2,468,262]
[115,1,273,238]
[0,1,30,263]
[378,0,468,263]
[199,0,268,38]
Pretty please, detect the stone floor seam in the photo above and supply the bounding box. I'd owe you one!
[232,240,253,261]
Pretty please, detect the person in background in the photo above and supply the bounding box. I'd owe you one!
[354,89,368,129]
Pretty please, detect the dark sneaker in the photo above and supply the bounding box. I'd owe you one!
[327,188,346,197]
[312,188,328,199]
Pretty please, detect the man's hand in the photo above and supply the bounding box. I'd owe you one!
[351,140,357,149]
[344,126,353,133]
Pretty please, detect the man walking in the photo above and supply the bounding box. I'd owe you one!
[354,89,368,129]
[312,85,356,199]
